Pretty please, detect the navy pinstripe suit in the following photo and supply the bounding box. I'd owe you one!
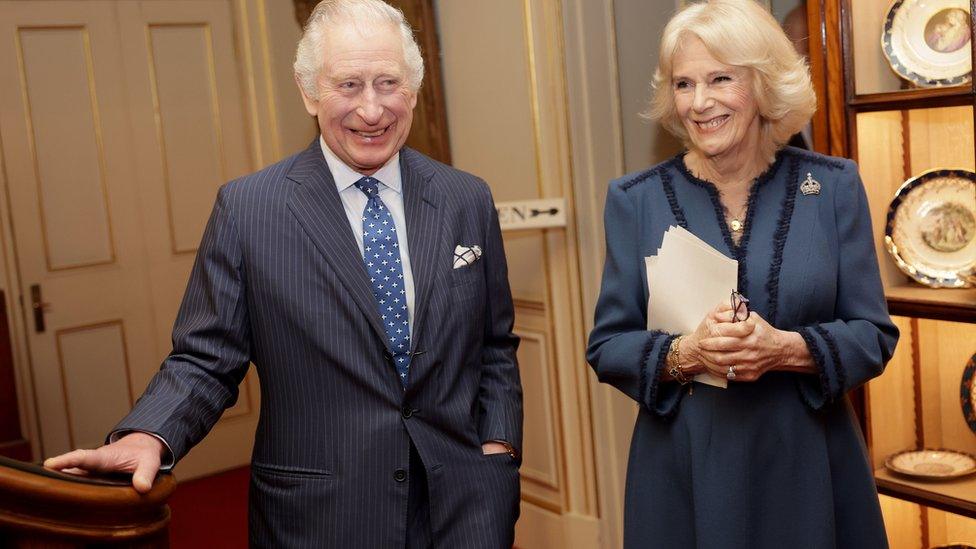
[113,141,523,548]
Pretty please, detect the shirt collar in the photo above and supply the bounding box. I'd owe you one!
[319,136,402,194]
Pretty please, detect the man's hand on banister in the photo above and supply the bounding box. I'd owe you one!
[43,432,165,494]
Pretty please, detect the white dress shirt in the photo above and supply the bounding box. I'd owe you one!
[320,136,416,330]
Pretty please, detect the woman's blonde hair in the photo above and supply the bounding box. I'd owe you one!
[647,0,816,160]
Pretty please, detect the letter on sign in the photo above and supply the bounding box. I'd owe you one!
[496,198,567,231]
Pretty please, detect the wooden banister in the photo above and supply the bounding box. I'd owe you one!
[0,456,175,547]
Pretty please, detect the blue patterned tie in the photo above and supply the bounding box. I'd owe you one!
[355,177,411,386]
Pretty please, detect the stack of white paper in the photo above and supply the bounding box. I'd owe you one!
[645,225,736,389]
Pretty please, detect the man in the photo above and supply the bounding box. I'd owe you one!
[44,1,523,546]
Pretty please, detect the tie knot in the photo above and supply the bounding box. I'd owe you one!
[354,177,379,198]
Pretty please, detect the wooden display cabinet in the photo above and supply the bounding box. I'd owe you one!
[808,1,976,547]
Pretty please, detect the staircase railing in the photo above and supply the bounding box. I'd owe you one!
[0,455,175,547]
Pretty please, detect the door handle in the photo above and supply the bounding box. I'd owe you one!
[30,284,50,333]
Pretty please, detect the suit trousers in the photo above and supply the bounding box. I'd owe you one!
[406,443,432,549]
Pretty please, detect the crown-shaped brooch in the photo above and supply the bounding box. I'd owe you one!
[800,172,821,196]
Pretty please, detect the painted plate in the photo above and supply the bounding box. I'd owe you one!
[885,169,976,288]
[963,352,976,435]
[885,448,976,480]
[882,0,972,87]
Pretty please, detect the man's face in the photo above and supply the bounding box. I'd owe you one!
[299,22,417,175]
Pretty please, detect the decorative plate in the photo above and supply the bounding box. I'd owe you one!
[885,169,976,288]
[963,352,976,435]
[885,448,976,480]
[882,0,972,87]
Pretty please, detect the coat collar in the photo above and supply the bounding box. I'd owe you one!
[398,148,441,351]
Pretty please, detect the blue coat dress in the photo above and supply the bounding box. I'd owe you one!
[587,147,899,548]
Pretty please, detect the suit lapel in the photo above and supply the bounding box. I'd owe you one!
[400,148,442,351]
[285,141,389,345]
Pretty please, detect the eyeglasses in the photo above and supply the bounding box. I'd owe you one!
[731,290,750,322]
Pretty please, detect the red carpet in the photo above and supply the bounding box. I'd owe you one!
[167,466,250,548]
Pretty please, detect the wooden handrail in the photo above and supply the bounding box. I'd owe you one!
[0,456,175,547]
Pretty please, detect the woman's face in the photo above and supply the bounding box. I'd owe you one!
[672,36,760,161]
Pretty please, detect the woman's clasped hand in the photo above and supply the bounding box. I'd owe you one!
[682,302,801,382]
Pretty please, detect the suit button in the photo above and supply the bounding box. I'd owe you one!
[393,469,407,482]
[401,406,414,419]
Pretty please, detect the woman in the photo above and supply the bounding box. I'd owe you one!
[586,1,899,547]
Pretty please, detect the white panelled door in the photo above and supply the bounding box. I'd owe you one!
[0,0,265,479]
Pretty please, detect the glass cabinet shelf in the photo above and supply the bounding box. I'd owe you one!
[876,468,976,520]
[885,285,976,323]
[849,87,974,112]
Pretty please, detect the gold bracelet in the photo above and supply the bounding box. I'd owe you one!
[666,336,690,384]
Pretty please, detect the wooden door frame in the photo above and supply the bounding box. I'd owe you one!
[806,0,849,156]
[561,0,628,545]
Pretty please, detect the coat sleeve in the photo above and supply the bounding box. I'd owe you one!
[795,163,899,410]
[109,186,252,462]
[587,181,684,417]
[476,183,523,452]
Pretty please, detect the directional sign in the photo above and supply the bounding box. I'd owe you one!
[495,198,567,231]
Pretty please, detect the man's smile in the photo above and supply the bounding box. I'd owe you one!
[350,125,390,139]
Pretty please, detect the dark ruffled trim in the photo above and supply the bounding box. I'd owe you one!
[765,156,800,326]
[620,169,657,192]
[813,325,846,393]
[619,157,689,230]
[621,158,678,192]
[637,331,665,410]
[732,175,767,292]
[660,169,689,229]
[700,181,739,263]
[797,327,832,404]
[674,152,784,293]
[782,146,846,170]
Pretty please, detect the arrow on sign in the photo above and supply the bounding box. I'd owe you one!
[495,198,567,231]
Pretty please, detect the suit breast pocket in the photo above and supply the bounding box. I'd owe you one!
[450,266,486,314]
[450,262,483,288]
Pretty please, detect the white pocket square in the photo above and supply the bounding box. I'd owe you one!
[453,245,482,269]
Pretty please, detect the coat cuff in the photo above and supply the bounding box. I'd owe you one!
[795,326,842,410]
[638,332,683,418]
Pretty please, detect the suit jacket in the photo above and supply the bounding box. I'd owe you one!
[114,141,523,548]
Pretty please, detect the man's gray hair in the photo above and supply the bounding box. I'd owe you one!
[294,0,425,98]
